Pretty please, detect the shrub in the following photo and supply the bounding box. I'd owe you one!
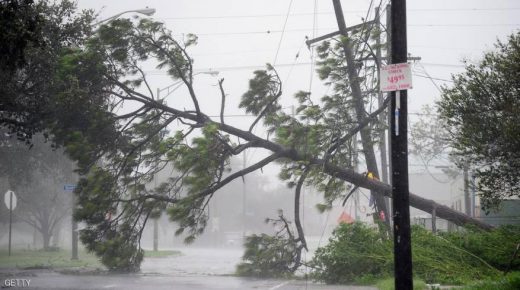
[236,233,300,278]
[411,226,499,284]
[310,222,502,285]
[440,225,520,272]
[460,271,520,290]
[310,222,393,284]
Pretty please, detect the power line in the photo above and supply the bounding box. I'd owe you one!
[413,73,453,83]
[409,23,520,27]
[175,22,520,37]
[273,0,294,65]
[158,8,520,21]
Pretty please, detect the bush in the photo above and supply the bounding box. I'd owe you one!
[440,225,520,272]
[460,272,520,290]
[411,226,499,284]
[310,222,502,285]
[236,233,300,278]
[310,222,393,284]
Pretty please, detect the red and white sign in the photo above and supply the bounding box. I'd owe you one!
[380,63,413,92]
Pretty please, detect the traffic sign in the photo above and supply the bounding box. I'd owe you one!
[380,63,413,92]
[63,184,77,191]
[4,190,17,210]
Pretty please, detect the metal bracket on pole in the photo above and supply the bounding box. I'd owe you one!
[305,20,376,48]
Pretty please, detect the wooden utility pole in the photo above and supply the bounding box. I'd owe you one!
[331,0,390,229]
[375,7,389,186]
[376,6,392,219]
[72,215,78,259]
[153,218,159,251]
[389,0,413,288]
[463,166,471,216]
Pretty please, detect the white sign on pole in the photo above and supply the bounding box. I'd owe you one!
[380,63,413,92]
[4,190,17,210]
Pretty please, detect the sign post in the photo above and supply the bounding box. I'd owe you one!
[63,184,78,260]
[4,190,17,257]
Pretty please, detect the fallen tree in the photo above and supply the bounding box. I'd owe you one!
[50,15,493,271]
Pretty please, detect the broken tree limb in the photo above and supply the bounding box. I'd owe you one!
[117,85,494,231]
[300,155,494,231]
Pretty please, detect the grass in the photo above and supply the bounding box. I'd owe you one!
[459,272,520,290]
[143,250,182,258]
[0,249,103,269]
[0,249,182,270]
[376,277,427,290]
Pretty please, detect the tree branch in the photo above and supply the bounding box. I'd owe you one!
[294,167,309,251]
[249,69,283,132]
[218,78,226,124]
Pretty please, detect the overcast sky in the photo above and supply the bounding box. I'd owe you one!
[77,0,519,112]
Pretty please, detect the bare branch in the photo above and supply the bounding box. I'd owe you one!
[218,78,226,124]
[194,152,283,200]
[294,167,309,251]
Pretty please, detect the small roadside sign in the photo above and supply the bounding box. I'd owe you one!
[4,190,17,256]
[63,184,77,191]
[4,190,17,210]
[380,63,413,92]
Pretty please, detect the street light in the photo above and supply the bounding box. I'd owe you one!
[93,7,156,26]
[156,71,219,99]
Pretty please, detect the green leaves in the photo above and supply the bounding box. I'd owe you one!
[311,223,503,285]
[438,32,520,210]
[240,65,282,115]
[236,233,298,278]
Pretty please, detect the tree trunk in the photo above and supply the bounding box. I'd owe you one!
[42,231,51,250]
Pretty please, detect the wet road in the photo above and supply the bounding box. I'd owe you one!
[1,248,377,290]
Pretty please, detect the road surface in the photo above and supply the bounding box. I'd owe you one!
[1,247,377,290]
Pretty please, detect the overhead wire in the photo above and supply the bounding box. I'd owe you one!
[414,63,443,93]
[158,7,520,21]
[273,0,294,65]
[170,22,520,37]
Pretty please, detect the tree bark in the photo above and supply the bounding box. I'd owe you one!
[42,231,51,250]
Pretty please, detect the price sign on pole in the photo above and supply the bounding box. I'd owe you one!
[380,63,413,92]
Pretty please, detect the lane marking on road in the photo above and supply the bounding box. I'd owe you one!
[269,281,289,290]
[103,285,117,288]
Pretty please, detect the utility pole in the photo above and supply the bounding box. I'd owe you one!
[331,0,390,229]
[375,7,388,186]
[389,0,413,289]
[153,218,159,251]
[376,6,392,220]
[463,166,471,216]
[242,151,247,238]
[70,172,78,260]
[72,215,78,260]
